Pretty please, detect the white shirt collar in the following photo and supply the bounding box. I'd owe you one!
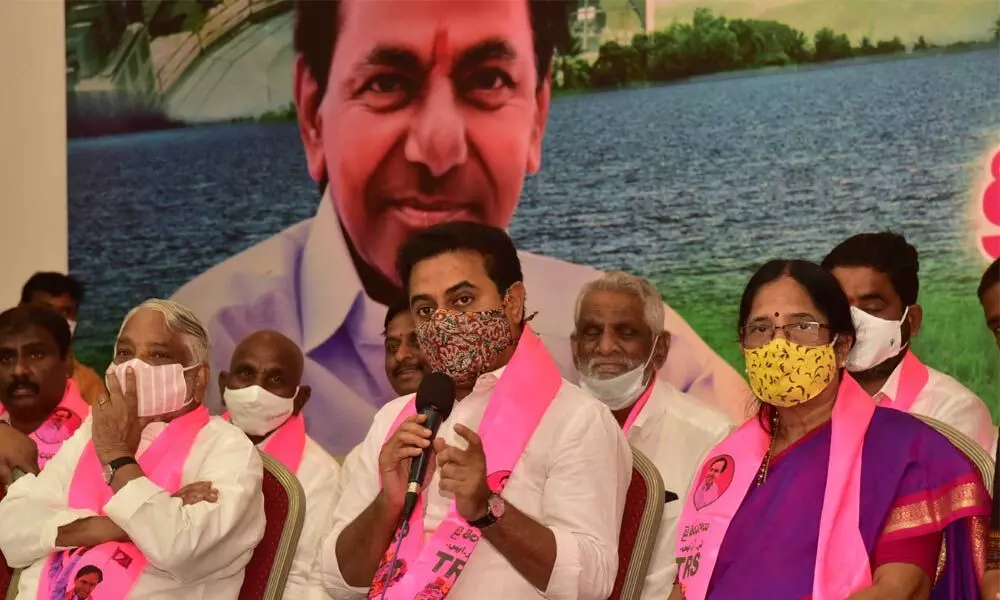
[625,379,664,438]
[298,191,367,353]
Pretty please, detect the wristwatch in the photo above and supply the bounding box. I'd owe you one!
[103,456,138,485]
[468,493,505,530]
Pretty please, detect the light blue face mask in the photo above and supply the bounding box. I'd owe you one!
[578,336,658,410]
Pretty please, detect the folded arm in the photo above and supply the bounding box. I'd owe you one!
[0,422,97,567]
[103,431,265,583]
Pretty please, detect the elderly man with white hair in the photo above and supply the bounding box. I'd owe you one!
[571,272,735,600]
[0,299,265,600]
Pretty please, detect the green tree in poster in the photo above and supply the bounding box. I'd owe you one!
[814,27,853,62]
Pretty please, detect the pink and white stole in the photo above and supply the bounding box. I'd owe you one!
[621,379,656,435]
[674,374,875,600]
[223,413,307,474]
[368,326,562,600]
[0,380,89,469]
[879,351,929,414]
[37,406,211,600]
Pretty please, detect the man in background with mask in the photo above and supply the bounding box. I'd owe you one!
[570,271,731,600]
[221,329,341,599]
[20,272,104,406]
[383,298,429,397]
[0,299,265,599]
[322,222,630,600]
[0,306,90,480]
[823,232,993,452]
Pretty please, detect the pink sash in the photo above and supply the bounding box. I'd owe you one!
[368,327,562,600]
[879,351,929,414]
[0,380,89,469]
[223,413,307,474]
[622,380,656,435]
[675,375,875,600]
[37,406,210,600]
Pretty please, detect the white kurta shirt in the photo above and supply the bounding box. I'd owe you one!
[623,381,733,600]
[876,361,994,453]
[320,367,632,600]
[261,434,342,600]
[0,415,266,600]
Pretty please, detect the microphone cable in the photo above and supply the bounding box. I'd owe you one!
[378,513,409,600]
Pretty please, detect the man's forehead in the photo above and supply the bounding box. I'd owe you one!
[120,311,182,345]
[335,0,533,65]
[579,291,645,320]
[0,325,55,348]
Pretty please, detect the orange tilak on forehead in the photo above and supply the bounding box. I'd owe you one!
[430,27,452,74]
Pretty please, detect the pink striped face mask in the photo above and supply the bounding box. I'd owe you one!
[105,359,199,417]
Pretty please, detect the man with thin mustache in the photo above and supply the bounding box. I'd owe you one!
[0,306,90,484]
[383,298,429,396]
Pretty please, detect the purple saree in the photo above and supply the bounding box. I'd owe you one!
[705,407,989,599]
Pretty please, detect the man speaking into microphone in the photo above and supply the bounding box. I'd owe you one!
[320,222,631,599]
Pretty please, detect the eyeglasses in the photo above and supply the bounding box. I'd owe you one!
[741,322,831,349]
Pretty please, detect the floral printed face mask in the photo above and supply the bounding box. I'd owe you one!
[744,337,838,407]
[415,302,513,387]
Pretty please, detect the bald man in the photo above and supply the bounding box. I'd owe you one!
[220,330,342,600]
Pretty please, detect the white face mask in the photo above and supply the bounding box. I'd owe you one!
[106,359,199,418]
[66,319,77,338]
[224,385,297,437]
[578,336,658,411]
[846,306,910,372]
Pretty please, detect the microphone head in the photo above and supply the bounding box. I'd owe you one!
[415,372,456,421]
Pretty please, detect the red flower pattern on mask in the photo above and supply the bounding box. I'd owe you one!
[416,307,512,386]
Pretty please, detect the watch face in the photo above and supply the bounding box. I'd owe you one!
[487,494,505,519]
[102,464,113,484]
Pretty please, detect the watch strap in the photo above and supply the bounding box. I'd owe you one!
[467,493,501,529]
[108,456,138,470]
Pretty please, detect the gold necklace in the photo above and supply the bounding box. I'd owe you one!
[755,411,780,487]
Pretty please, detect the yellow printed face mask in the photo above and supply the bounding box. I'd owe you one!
[744,337,838,407]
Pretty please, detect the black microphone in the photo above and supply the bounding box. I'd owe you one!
[402,372,455,521]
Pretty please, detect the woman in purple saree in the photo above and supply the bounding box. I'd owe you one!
[669,260,990,600]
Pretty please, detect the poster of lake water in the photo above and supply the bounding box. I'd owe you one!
[66,0,1000,436]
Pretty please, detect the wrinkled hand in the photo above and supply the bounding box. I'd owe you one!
[92,368,147,464]
[378,414,435,511]
[982,569,1000,600]
[0,423,39,485]
[435,424,490,521]
[172,481,219,505]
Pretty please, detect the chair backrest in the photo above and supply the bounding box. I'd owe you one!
[609,447,665,600]
[0,485,12,600]
[239,451,306,600]
[912,414,995,495]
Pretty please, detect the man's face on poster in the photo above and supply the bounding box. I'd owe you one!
[705,461,724,486]
[73,571,100,598]
[296,0,550,285]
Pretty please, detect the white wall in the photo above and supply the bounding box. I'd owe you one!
[0,2,68,308]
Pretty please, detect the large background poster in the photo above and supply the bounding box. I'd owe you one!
[66,0,999,424]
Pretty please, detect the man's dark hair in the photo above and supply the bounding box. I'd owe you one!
[710,457,728,472]
[978,258,1000,301]
[20,272,84,306]
[383,297,412,332]
[75,565,104,582]
[820,231,920,306]
[396,221,523,295]
[293,0,574,98]
[0,306,71,359]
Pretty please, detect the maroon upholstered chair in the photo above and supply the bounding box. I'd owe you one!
[238,452,305,600]
[608,447,664,600]
[0,485,12,600]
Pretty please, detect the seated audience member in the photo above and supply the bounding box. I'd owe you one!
[571,272,733,599]
[979,258,1000,600]
[321,222,631,599]
[0,306,90,480]
[822,232,994,452]
[0,299,265,599]
[383,298,429,397]
[669,260,990,600]
[21,272,105,405]
[220,329,341,599]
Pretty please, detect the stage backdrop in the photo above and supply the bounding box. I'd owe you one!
[65,0,999,450]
